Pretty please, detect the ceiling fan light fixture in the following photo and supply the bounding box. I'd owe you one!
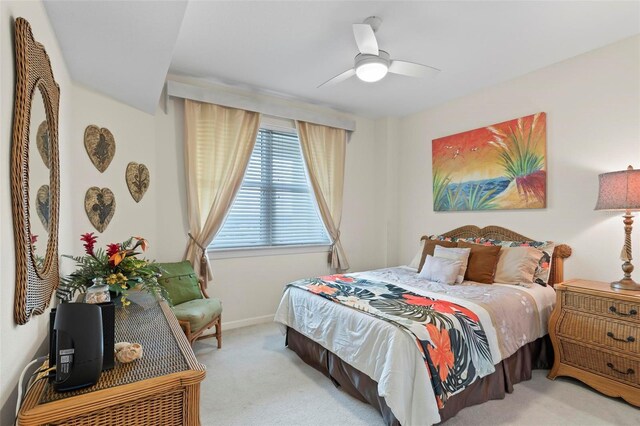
[356,62,388,82]
[354,51,390,83]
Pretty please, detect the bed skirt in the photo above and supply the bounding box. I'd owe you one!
[286,326,553,425]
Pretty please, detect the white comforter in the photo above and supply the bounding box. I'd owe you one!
[274,266,556,426]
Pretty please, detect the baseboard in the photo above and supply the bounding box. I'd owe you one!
[220,314,275,331]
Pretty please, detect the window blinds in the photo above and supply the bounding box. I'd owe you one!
[211,128,330,249]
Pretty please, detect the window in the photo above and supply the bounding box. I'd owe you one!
[211,127,330,249]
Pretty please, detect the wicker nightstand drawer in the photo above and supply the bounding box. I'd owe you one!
[560,340,639,388]
[563,291,640,324]
[549,279,640,407]
[558,311,640,354]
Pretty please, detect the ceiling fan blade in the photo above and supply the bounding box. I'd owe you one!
[389,60,441,78]
[352,24,378,55]
[317,68,356,88]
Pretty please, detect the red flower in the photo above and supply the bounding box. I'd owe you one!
[31,234,38,244]
[320,274,354,283]
[106,243,121,258]
[402,294,479,321]
[80,233,97,256]
[426,323,454,382]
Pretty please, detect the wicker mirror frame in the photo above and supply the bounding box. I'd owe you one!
[11,18,60,324]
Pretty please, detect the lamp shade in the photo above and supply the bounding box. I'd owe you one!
[595,166,640,211]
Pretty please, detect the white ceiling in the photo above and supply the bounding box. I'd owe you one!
[44,0,188,114]
[45,1,640,118]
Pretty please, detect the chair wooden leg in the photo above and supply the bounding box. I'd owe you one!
[215,316,222,349]
[179,315,222,348]
[179,319,194,345]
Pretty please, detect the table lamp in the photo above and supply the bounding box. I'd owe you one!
[595,165,640,290]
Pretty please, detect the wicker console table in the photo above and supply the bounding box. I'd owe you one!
[18,295,206,425]
[548,279,639,407]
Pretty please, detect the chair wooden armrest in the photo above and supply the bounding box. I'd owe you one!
[198,278,210,299]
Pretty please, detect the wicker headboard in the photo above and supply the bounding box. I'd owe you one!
[420,225,572,287]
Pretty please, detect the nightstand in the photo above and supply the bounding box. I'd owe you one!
[548,279,640,407]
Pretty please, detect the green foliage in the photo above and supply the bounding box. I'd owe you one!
[434,182,498,211]
[491,118,544,181]
[433,169,451,211]
[445,185,464,211]
[58,236,168,304]
[487,115,545,204]
[463,184,497,210]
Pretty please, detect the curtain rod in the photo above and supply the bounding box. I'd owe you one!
[166,80,356,132]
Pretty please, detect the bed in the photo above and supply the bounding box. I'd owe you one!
[274,226,572,425]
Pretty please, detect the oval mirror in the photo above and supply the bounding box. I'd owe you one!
[12,18,60,324]
[28,84,51,274]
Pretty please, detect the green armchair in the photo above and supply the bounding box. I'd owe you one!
[157,261,222,348]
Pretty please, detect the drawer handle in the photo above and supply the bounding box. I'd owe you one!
[606,332,635,343]
[609,306,638,317]
[606,362,635,376]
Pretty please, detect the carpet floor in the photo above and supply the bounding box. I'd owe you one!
[193,323,639,426]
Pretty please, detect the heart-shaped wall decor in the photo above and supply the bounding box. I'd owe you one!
[125,162,150,203]
[84,125,115,173]
[36,120,51,168]
[36,184,50,231]
[84,187,116,233]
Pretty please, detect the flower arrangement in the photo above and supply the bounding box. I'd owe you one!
[59,233,167,305]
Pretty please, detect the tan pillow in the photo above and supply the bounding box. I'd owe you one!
[494,246,544,285]
[457,241,501,284]
[418,239,458,273]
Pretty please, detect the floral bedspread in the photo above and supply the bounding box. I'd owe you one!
[287,273,495,409]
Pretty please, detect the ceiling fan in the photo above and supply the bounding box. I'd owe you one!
[318,16,441,88]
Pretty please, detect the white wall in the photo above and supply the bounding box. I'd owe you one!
[154,95,388,328]
[0,2,73,424]
[395,35,640,283]
[64,84,159,263]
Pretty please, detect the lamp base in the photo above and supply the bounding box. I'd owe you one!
[611,278,640,291]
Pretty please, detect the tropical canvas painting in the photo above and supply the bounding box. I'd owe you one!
[432,112,546,211]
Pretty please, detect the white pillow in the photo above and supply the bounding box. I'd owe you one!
[418,255,462,285]
[408,239,425,270]
[433,245,471,284]
[494,246,544,285]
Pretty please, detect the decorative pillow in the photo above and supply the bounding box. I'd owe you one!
[408,240,425,270]
[156,261,202,306]
[417,236,458,273]
[418,255,462,285]
[457,241,501,284]
[477,239,555,287]
[433,245,471,284]
[494,246,545,285]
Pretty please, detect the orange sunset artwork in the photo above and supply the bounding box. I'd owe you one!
[432,112,546,211]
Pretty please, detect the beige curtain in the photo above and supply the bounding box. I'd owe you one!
[184,99,261,283]
[296,121,349,272]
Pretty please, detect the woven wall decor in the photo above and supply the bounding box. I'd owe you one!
[36,120,51,168]
[84,125,115,173]
[36,184,51,231]
[126,162,150,203]
[11,18,61,324]
[85,187,116,233]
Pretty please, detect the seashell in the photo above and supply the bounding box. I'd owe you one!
[115,343,143,363]
[114,341,131,352]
